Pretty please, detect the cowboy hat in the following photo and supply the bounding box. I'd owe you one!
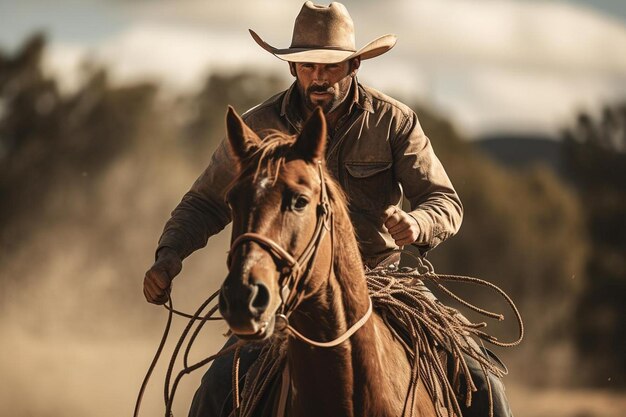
[249,1,397,64]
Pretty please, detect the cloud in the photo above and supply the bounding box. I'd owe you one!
[44,42,87,93]
[393,0,626,75]
[96,23,261,91]
[41,0,626,136]
[43,23,284,93]
[424,64,626,136]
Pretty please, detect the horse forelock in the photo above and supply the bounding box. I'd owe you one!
[226,130,292,197]
[247,130,294,183]
[229,129,349,212]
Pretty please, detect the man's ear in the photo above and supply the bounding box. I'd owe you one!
[350,57,361,77]
[226,106,260,162]
[293,107,327,162]
[288,62,297,77]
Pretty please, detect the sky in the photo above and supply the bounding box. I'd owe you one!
[1,0,625,138]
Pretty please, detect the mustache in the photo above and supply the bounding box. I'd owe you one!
[307,85,335,95]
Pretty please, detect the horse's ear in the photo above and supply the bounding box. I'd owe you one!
[226,105,260,162]
[294,107,327,162]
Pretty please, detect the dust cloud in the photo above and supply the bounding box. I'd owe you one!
[1,36,624,415]
[0,133,234,417]
[2,129,622,417]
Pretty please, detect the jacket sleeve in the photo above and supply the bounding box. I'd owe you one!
[156,139,236,260]
[391,111,463,252]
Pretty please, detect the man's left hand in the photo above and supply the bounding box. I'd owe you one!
[383,206,420,247]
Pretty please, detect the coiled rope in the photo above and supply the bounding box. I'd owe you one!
[134,253,523,417]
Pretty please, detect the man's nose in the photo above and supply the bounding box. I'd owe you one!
[311,66,327,83]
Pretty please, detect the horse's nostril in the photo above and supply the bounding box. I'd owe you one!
[249,282,270,315]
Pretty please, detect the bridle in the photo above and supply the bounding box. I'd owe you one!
[135,158,524,417]
[226,160,372,348]
[135,162,524,417]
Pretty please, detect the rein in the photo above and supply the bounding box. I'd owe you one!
[134,160,524,417]
[227,160,373,347]
[287,298,373,348]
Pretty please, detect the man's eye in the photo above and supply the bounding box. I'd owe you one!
[292,195,309,212]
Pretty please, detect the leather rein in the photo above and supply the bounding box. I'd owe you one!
[226,161,372,348]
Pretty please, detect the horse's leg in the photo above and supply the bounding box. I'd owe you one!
[188,336,263,417]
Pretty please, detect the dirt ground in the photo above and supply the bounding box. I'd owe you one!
[2,225,623,417]
[507,383,626,417]
[4,322,625,417]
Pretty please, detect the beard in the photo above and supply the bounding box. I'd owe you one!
[304,85,338,113]
[301,77,353,114]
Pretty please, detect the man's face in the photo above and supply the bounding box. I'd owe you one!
[292,61,355,114]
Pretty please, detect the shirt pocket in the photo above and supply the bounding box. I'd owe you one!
[344,161,393,211]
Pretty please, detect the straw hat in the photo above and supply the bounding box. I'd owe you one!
[249,1,397,64]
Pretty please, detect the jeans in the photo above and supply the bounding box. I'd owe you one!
[188,337,263,417]
[188,336,513,417]
[453,350,513,417]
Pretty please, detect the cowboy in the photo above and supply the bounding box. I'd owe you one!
[143,2,512,416]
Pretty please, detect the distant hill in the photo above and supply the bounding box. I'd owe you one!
[475,134,566,178]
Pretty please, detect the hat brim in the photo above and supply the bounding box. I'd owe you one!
[249,30,397,64]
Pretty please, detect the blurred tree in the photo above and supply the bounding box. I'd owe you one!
[563,102,626,387]
[410,105,588,386]
[0,34,600,387]
[182,71,287,160]
[0,34,158,255]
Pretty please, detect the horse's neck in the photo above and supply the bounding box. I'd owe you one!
[286,209,411,417]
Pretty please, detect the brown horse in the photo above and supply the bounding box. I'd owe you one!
[218,106,441,417]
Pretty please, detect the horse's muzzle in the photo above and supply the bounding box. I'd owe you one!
[219,280,273,337]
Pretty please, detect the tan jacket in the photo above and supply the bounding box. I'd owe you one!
[157,81,463,266]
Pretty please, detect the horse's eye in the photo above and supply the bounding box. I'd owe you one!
[292,195,309,212]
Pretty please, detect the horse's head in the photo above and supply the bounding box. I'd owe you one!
[219,106,331,340]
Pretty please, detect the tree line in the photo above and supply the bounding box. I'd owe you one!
[1,34,623,388]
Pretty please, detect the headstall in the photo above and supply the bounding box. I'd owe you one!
[226,161,372,348]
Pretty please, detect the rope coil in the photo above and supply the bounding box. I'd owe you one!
[134,257,523,417]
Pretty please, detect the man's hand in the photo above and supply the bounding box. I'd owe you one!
[143,248,182,305]
[383,206,420,247]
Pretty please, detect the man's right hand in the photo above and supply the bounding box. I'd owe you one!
[143,247,182,305]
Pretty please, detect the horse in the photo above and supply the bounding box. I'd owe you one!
[218,105,442,417]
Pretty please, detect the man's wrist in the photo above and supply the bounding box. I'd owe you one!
[156,246,180,261]
[406,211,427,245]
